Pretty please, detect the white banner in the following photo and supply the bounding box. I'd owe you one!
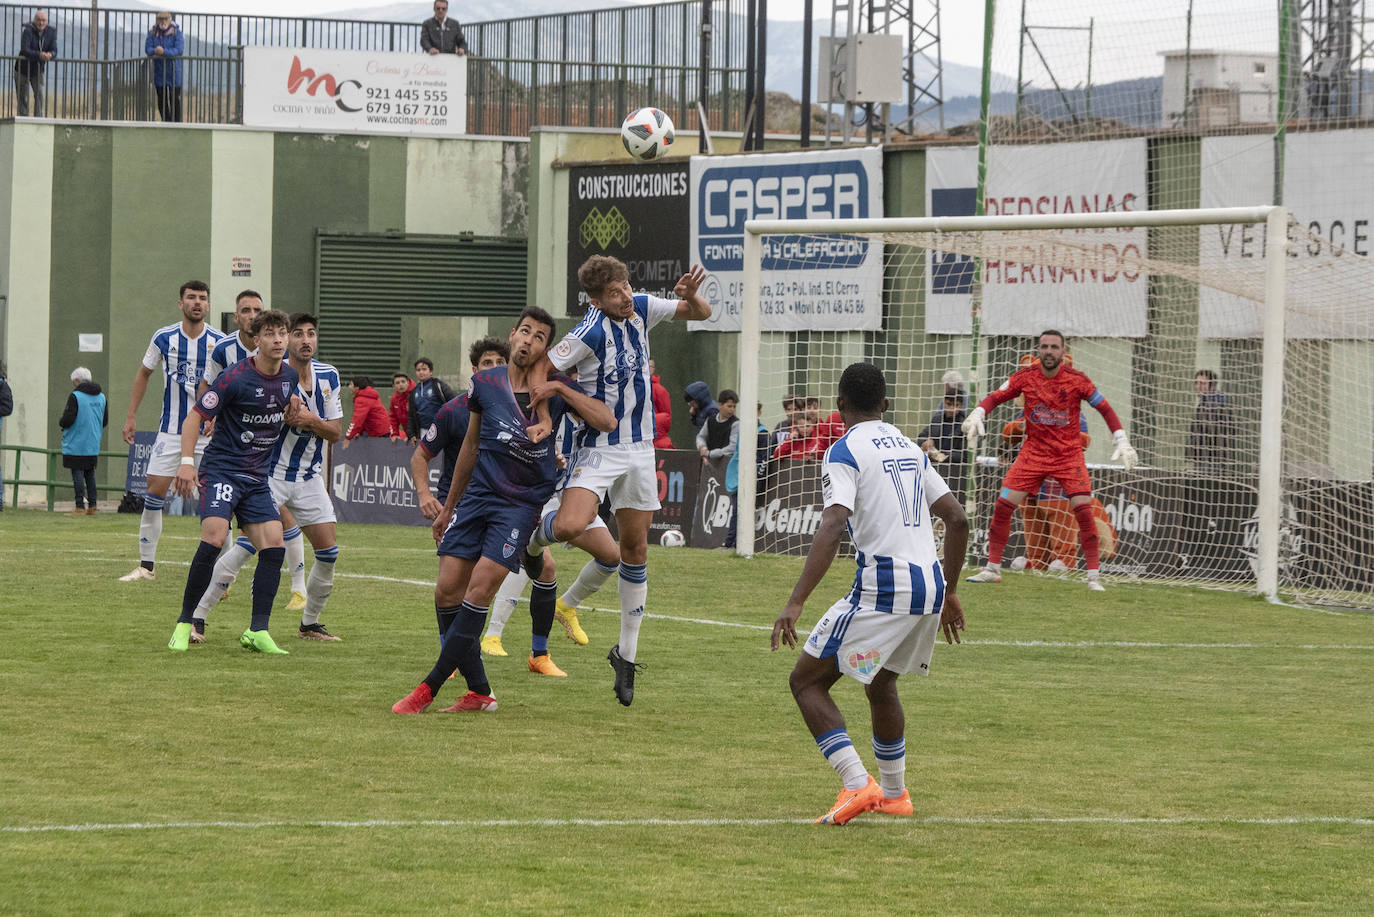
[243,46,466,136]
[688,147,883,332]
[1200,132,1374,339]
[925,140,1149,337]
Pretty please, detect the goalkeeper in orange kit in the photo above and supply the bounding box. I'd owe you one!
[962,330,1138,592]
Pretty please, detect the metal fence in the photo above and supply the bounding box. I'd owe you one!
[1,1,751,134]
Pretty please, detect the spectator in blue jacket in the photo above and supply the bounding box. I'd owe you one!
[145,11,183,122]
[60,367,108,516]
[14,10,57,117]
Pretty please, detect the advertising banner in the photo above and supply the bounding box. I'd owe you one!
[1199,132,1374,338]
[567,162,691,314]
[689,147,884,332]
[652,450,699,542]
[925,141,1149,337]
[691,456,733,549]
[123,431,157,495]
[244,46,466,136]
[330,437,428,526]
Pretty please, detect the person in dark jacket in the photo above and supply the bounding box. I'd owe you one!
[683,380,718,433]
[0,359,12,510]
[14,10,57,117]
[420,0,468,55]
[405,357,456,442]
[145,11,183,122]
[60,367,108,516]
[343,376,391,445]
[1188,369,1232,473]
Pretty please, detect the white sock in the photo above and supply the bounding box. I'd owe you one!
[284,527,306,594]
[526,511,556,553]
[138,496,165,563]
[616,562,647,662]
[817,729,869,790]
[302,546,338,626]
[562,558,618,609]
[486,570,528,638]
[194,537,256,621]
[873,737,906,798]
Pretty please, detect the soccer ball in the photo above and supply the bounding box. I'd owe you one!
[659,529,685,547]
[621,107,675,161]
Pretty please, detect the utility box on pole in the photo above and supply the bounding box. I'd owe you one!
[819,33,905,103]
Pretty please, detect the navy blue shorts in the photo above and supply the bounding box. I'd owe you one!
[438,490,541,573]
[199,473,280,526]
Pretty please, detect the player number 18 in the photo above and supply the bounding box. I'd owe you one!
[881,458,923,527]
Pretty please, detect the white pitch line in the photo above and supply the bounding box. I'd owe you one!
[10,551,1374,650]
[3,815,1371,835]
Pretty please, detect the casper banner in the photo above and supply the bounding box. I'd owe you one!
[1199,132,1374,339]
[567,162,690,313]
[330,437,428,526]
[925,141,1148,337]
[244,47,466,136]
[689,147,884,332]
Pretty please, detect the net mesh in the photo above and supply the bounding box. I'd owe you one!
[741,217,1374,610]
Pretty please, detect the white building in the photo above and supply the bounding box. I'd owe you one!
[1161,50,1279,128]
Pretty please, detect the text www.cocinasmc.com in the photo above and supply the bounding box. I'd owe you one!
[366,115,447,126]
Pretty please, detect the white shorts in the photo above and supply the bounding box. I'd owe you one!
[563,441,660,513]
[268,475,337,527]
[802,598,942,684]
[146,431,209,479]
[541,487,608,532]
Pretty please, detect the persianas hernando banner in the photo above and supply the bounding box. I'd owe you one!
[244,46,466,136]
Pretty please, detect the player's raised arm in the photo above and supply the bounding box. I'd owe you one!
[1084,389,1139,471]
[531,376,615,433]
[771,503,851,651]
[672,264,712,322]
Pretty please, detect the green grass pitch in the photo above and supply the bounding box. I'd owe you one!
[1,510,1371,914]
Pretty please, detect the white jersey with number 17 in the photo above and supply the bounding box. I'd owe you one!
[822,419,951,615]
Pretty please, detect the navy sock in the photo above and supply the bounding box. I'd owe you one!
[424,601,490,696]
[250,546,285,631]
[436,603,461,649]
[529,578,557,655]
[179,541,222,623]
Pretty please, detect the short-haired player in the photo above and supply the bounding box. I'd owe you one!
[167,309,302,654]
[118,280,224,582]
[772,362,968,825]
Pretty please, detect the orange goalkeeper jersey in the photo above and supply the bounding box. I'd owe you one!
[980,365,1121,467]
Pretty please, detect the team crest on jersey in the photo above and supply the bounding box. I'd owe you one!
[848,650,882,676]
[554,340,573,359]
[201,391,219,410]
[423,424,437,443]
[240,431,255,444]
[281,382,291,399]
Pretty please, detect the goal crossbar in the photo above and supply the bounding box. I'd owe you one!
[737,206,1289,602]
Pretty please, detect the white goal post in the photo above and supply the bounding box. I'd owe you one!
[736,206,1297,601]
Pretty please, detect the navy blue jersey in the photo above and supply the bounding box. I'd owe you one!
[466,367,570,506]
[194,359,300,483]
[419,392,470,501]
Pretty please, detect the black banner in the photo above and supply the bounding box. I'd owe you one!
[651,449,700,540]
[566,161,691,313]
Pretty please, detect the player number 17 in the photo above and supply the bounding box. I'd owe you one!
[881,458,924,527]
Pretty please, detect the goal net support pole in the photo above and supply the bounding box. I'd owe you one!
[737,206,1288,601]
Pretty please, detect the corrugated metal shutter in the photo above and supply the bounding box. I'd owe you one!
[314,232,527,381]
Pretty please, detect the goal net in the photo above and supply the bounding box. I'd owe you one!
[735,208,1374,611]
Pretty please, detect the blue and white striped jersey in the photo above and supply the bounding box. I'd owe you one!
[271,361,344,482]
[823,420,952,615]
[141,322,226,434]
[204,333,256,384]
[548,293,677,450]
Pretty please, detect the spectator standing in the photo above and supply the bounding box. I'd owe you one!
[648,359,672,448]
[0,360,12,511]
[342,376,390,446]
[59,366,108,516]
[405,357,455,443]
[770,394,801,452]
[683,380,717,434]
[420,0,468,56]
[1188,369,1231,473]
[145,12,183,123]
[725,402,769,549]
[389,372,412,440]
[698,388,739,463]
[916,384,970,502]
[14,10,56,118]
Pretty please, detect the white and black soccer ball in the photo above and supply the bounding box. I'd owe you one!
[659,529,685,548]
[621,107,675,161]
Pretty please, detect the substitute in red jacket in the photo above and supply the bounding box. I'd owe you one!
[344,376,391,443]
[649,359,673,448]
[389,372,412,439]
